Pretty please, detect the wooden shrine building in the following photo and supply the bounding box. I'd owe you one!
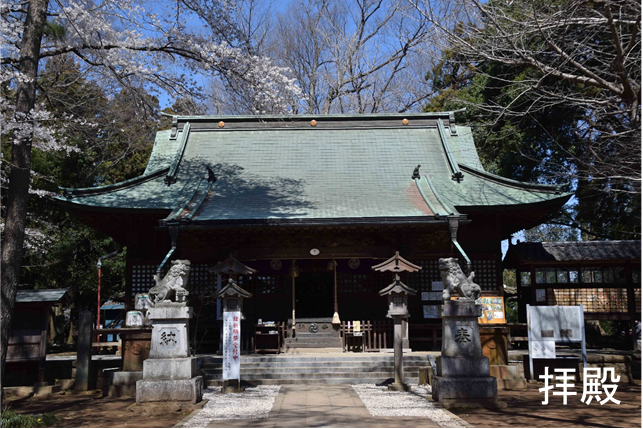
[504,240,641,347]
[58,113,570,352]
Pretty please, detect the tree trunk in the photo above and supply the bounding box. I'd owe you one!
[1,0,49,396]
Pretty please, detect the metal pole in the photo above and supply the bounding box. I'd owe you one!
[97,263,101,348]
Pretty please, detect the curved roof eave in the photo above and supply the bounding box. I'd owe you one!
[458,163,568,194]
[57,168,169,198]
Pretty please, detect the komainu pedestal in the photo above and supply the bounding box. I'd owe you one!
[136,304,203,404]
[431,300,501,409]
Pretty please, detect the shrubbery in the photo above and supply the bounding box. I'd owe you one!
[1,410,60,428]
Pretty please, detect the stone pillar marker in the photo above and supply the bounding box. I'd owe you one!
[209,254,257,362]
[431,257,503,409]
[215,277,252,393]
[136,260,203,405]
[372,251,421,391]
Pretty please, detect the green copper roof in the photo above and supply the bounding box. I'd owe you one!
[429,164,569,210]
[57,113,570,226]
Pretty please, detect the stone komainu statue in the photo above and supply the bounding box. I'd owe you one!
[438,257,481,301]
[148,259,191,305]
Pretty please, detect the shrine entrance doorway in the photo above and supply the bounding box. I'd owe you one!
[295,271,334,318]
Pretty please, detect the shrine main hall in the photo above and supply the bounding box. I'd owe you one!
[58,112,569,353]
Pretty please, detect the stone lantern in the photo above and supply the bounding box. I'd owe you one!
[216,278,252,317]
[380,274,416,318]
[372,251,421,391]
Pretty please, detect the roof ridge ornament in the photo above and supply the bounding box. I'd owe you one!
[452,171,464,183]
[411,165,421,180]
[206,165,217,183]
[165,122,191,185]
[371,251,422,273]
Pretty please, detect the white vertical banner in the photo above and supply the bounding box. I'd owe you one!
[222,311,241,380]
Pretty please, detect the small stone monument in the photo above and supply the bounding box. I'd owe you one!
[431,257,501,409]
[215,277,252,393]
[136,260,203,405]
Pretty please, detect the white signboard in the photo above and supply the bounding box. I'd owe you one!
[222,311,241,380]
[431,281,444,291]
[528,305,584,342]
[526,304,586,380]
[530,340,556,359]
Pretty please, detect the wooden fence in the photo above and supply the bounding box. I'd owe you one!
[340,320,393,351]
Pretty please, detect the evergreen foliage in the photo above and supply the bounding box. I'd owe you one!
[424,0,641,240]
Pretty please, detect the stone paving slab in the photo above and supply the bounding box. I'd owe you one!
[205,384,447,428]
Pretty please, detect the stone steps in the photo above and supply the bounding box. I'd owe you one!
[284,338,343,347]
[199,354,431,386]
[202,365,400,374]
[283,348,342,354]
[200,356,431,365]
[208,371,420,380]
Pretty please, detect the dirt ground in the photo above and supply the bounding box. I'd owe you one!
[3,382,641,428]
[2,390,194,428]
[452,382,642,428]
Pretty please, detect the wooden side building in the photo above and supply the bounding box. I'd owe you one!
[58,113,570,352]
[504,240,641,328]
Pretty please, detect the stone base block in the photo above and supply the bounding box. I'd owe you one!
[387,382,411,391]
[436,398,507,410]
[33,383,61,396]
[437,355,490,377]
[136,376,203,404]
[441,300,482,317]
[431,376,497,402]
[148,304,192,320]
[222,385,245,393]
[489,365,527,390]
[143,357,196,380]
[127,400,208,417]
[57,379,75,391]
[108,385,138,397]
[108,370,144,385]
[105,370,143,397]
[497,378,527,390]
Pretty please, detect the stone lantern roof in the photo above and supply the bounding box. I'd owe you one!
[372,251,422,273]
[215,278,252,299]
[378,274,417,297]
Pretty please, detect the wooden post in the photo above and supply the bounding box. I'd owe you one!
[333,261,338,313]
[38,307,49,383]
[291,260,296,337]
[75,311,92,391]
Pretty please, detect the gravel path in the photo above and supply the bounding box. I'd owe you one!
[352,384,466,428]
[180,385,280,428]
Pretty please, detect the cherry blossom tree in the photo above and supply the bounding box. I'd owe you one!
[0,0,300,392]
